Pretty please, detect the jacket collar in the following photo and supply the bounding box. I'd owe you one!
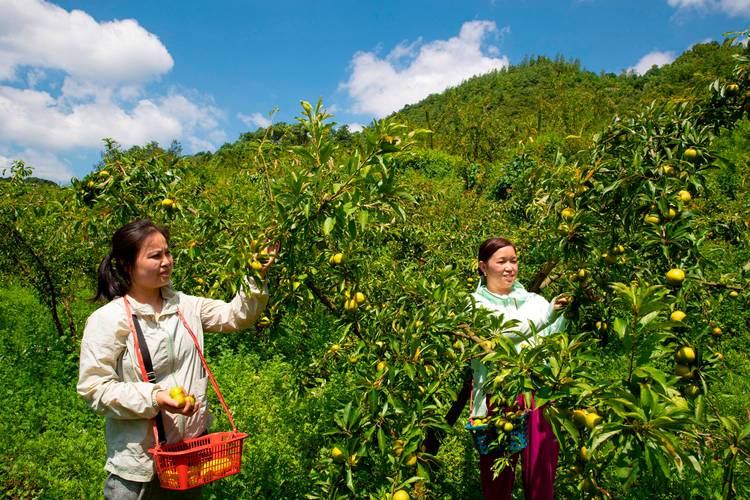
[122,285,179,317]
[475,280,528,304]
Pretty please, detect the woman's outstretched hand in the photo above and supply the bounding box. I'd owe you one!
[259,242,279,278]
[552,293,572,311]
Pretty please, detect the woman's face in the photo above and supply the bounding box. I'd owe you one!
[130,231,173,292]
[479,245,518,294]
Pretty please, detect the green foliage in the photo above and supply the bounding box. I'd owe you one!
[2,31,750,500]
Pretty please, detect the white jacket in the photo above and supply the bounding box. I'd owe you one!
[77,280,268,482]
[469,281,566,417]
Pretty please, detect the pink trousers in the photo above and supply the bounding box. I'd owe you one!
[478,396,559,500]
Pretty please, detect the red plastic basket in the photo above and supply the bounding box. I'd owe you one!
[124,298,248,491]
[150,430,248,490]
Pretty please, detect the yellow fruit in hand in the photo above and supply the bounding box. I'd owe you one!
[666,268,685,285]
[186,395,196,407]
[393,490,410,500]
[561,207,575,220]
[331,447,345,462]
[670,310,686,322]
[169,386,185,398]
[677,190,692,202]
[675,346,696,364]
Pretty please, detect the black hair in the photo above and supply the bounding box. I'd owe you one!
[93,219,170,302]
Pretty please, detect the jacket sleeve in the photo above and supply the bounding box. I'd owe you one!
[530,294,567,340]
[197,277,269,333]
[76,308,162,420]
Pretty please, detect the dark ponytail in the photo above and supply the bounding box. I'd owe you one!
[93,219,170,302]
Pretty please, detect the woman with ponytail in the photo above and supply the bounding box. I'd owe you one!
[77,219,274,499]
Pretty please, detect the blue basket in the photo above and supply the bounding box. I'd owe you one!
[466,413,528,456]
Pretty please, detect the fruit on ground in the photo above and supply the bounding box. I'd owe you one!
[677,190,692,202]
[675,346,696,364]
[331,447,345,462]
[666,268,686,285]
[585,412,603,430]
[393,490,410,500]
[683,148,698,161]
[670,310,686,322]
[674,364,693,378]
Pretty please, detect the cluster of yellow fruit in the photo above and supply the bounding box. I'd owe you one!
[168,386,196,408]
[198,457,232,480]
[572,408,603,430]
[674,346,701,398]
[602,244,626,265]
[343,290,366,311]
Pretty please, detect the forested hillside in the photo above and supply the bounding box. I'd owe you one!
[1,34,749,499]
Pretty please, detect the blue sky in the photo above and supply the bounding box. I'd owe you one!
[1,0,748,182]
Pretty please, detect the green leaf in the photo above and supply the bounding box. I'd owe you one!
[323,217,335,235]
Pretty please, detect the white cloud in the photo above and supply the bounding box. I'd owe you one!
[341,20,510,117]
[629,50,676,75]
[0,0,227,182]
[238,112,272,129]
[667,0,750,16]
[347,123,364,133]
[0,0,173,83]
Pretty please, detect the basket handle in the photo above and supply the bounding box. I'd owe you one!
[175,308,239,433]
